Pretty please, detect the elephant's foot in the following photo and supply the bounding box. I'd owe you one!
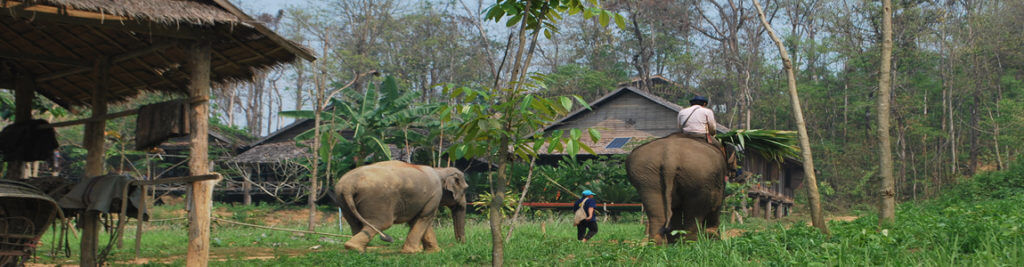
[400,244,424,254]
[705,227,721,240]
[344,233,371,252]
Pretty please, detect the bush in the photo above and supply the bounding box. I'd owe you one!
[941,157,1024,203]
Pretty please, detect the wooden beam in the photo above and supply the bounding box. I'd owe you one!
[0,50,91,67]
[186,41,213,267]
[86,29,187,90]
[81,57,109,267]
[36,42,177,82]
[45,108,138,128]
[29,25,136,93]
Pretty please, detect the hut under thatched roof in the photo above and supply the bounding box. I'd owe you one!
[1,0,314,265]
[0,0,314,109]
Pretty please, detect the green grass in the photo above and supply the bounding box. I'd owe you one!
[29,160,1024,266]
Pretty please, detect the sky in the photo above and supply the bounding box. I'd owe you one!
[232,0,307,14]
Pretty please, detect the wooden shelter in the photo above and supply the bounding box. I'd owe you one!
[0,0,313,266]
[538,86,803,218]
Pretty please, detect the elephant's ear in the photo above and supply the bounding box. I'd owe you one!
[441,168,467,200]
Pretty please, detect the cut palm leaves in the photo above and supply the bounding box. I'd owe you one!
[717,129,799,163]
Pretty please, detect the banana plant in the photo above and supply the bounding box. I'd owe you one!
[281,76,431,174]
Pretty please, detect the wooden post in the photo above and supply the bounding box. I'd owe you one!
[775,201,784,219]
[764,199,772,220]
[81,58,109,267]
[3,75,34,179]
[243,166,252,205]
[186,41,213,267]
[136,155,152,259]
[750,197,760,218]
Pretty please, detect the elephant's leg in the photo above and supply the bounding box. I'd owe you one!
[344,212,395,252]
[636,186,667,244]
[421,224,440,252]
[703,207,723,240]
[340,207,363,235]
[667,206,685,243]
[680,213,701,242]
[401,216,433,253]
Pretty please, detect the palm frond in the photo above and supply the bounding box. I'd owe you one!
[717,129,800,163]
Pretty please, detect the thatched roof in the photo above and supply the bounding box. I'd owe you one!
[0,0,314,109]
[229,141,311,164]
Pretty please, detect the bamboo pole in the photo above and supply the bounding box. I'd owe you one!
[81,57,109,267]
[186,41,213,267]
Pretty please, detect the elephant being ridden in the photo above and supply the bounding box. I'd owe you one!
[333,160,468,253]
[626,132,730,244]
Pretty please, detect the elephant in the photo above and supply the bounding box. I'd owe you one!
[333,160,468,253]
[626,132,728,244]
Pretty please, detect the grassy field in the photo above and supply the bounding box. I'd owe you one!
[27,198,1023,266]
[27,162,1024,266]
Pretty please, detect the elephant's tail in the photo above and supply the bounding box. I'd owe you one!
[660,162,675,238]
[343,189,394,243]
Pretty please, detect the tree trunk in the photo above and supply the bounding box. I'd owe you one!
[753,0,829,235]
[243,166,253,206]
[186,41,214,267]
[877,0,896,225]
[81,58,109,267]
[309,68,323,232]
[505,158,536,242]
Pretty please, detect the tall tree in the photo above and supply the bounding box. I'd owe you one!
[441,2,621,265]
[877,0,896,225]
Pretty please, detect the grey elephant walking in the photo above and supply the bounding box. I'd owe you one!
[333,160,468,253]
[626,133,727,244]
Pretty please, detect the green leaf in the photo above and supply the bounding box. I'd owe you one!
[579,142,596,155]
[369,136,392,160]
[614,13,626,30]
[588,128,601,143]
[559,96,573,111]
[570,128,582,140]
[507,13,523,27]
[598,11,610,27]
[543,28,552,39]
[455,144,467,159]
[567,139,579,158]
[572,95,591,110]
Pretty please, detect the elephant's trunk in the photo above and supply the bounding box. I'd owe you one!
[451,202,467,243]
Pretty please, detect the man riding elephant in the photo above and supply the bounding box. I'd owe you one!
[677,96,735,179]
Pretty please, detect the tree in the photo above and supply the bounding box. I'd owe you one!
[877,0,895,225]
[440,1,622,265]
[752,0,828,234]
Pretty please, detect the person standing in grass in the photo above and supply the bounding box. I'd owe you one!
[574,190,598,242]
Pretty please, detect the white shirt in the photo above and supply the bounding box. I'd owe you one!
[677,105,716,134]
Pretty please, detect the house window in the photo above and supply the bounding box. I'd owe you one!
[606,137,632,149]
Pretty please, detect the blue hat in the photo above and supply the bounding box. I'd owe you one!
[582,190,595,196]
[690,95,709,103]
